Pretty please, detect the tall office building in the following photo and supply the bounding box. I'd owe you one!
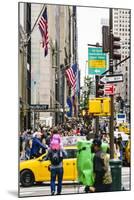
[19,3,78,129]
[31,4,78,127]
[113,9,130,117]
[31,4,58,128]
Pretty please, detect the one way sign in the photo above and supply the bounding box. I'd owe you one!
[100,74,123,84]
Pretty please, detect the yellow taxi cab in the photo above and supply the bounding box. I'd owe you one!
[20,146,78,187]
[118,123,130,135]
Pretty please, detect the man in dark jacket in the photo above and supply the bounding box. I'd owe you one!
[91,138,112,192]
[30,133,47,158]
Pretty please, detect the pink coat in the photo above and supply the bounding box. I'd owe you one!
[50,134,62,150]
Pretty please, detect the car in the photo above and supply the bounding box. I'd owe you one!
[20,146,78,187]
[118,123,130,135]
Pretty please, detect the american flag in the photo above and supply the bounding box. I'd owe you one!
[65,64,77,93]
[38,7,48,57]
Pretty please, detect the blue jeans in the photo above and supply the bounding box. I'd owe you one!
[50,167,63,194]
[119,150,123,160]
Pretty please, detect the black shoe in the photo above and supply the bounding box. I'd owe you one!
[51,191,55,195]
[56,192,61,195]
[84,186,89,193]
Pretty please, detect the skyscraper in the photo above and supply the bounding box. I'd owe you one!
[113,9,130,112]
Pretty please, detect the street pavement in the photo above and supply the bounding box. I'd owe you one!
[20,167,130,197]
[122,167,131,190]
[19,184,84,197]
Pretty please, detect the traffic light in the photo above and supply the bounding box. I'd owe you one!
[120,99,124,110]
[102,26,109,53]
[96,82,105,97]
[96,75,104,97]
[112,35,121,60]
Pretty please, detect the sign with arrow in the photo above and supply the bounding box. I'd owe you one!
[100,74,123,84]
[88,47,107,75]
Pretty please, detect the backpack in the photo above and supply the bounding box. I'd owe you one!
[100,152,112,184]
[50,134,61,150]
[50,149,63,166]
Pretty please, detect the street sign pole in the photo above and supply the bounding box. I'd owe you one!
[109,8,114,159]
[95,75,100,137]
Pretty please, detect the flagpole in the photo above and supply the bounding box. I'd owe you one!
[27,4,46,43]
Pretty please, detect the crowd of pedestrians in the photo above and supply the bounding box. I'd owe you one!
[19,118,130,195]
[19,120,90,161]
[19,119,128,162]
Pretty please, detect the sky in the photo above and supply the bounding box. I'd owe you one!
[77,6,109,86]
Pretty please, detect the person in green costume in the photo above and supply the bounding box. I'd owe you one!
[77,140,94,192]
[77,139,111,193]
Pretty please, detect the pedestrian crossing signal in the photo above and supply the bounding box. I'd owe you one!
[88,98,111,116]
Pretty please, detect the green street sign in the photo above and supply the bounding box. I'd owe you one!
[88,47,107,75]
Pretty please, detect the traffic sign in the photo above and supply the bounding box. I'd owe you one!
[88,47,107,75]
[100,74,123,83]
[104,84,114,95]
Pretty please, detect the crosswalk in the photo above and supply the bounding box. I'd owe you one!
[20,167,131,197]
[20,184,85,197]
